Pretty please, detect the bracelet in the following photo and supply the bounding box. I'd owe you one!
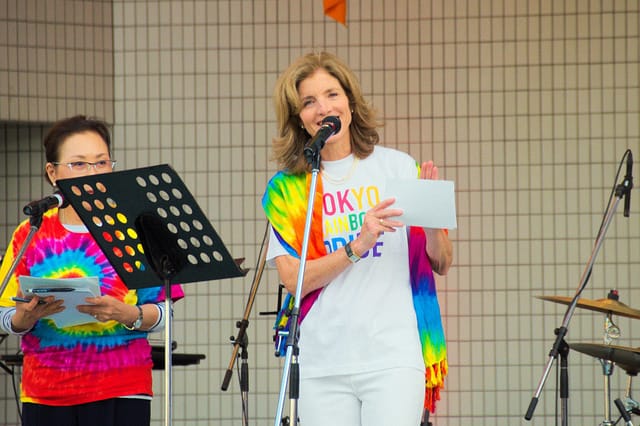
[124,305,143,330]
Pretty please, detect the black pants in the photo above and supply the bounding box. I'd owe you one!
[22,398,151,426]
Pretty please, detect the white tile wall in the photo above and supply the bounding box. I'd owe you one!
[1,0,640,425]
[0,0,114,123]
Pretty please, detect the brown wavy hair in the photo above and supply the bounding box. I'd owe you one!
[272,51,382,174]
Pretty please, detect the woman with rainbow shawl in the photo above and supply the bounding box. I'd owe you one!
[0,116,184,426]
[262,52,453,426]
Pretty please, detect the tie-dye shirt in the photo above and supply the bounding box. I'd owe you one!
[0,209,184,406]
[263,146,448,413]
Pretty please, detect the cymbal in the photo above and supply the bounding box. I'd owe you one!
[570,343,640,375]
[536,295,640,320]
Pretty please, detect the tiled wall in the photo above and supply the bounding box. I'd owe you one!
[1,1,639,425]
[0,0,114,122]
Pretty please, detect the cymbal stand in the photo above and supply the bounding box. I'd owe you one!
[622,375,640,420]
[596,309,619,425]
[603,313,620,346]
[598,302,623,426]
[598,359,615,426]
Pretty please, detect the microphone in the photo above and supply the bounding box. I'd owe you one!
[23,191,68,216]
[304,116,342,155]
[623,151,633,217]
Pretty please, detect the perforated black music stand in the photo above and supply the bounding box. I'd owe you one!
[56,164,246,426]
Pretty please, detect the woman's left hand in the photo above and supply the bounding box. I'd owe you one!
[420,160,439,180]
[77,295,136,324]
[418,160,453,275]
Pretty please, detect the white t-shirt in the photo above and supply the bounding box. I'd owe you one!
[267,146,425,378]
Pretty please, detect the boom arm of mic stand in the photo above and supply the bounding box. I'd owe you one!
[525,193,624,421]
[0,215,44,300]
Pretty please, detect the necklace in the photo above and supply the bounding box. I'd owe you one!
[321,156,360,184]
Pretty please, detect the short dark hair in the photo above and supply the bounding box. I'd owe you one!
[43,115,112,184]
[44,115,112,163]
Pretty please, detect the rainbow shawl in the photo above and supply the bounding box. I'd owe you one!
[262,170,448,413]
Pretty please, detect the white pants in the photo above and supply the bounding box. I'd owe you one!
[299,367,425,426]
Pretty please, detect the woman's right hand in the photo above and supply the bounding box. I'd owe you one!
[12,295,65,332]
[275,198,403,298]
[351,197,404,256]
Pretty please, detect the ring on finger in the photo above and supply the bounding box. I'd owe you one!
[379,218,384,225]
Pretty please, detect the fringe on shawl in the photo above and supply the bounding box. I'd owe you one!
[425,358,448,412]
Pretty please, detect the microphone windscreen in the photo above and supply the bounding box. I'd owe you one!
[322,116,341,133]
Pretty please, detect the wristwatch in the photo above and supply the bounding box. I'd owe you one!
[344,241,361,263]
[124,305,143,330]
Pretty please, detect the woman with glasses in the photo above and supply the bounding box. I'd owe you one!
[0,115,184,426]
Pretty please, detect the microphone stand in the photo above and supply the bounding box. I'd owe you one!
[525,154,633,423]
[221,222,269,426]
[0,214,45,300]
[273,144,323,426]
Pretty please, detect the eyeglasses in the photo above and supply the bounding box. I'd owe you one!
[52,160,117,172]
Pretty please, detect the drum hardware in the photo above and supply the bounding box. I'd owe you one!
[538,290,640,425]
[598,358,616,426]
[615,398,634,426]
[569,342,640,425]
[619,362,640,422]
[621,375,640,421]
[526,150,634,424]
[535,294,640,320]
[604,315,620,346]
[569,344,640,370]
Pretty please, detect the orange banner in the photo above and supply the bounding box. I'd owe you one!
[323,0,346,25]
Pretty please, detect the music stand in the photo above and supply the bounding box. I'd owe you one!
[56,164,246,426]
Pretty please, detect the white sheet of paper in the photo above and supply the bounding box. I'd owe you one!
[383,179,457,229]
[19,276,100,327]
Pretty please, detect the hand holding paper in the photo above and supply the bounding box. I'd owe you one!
[383,178,457,229]
[19,276,101,327]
